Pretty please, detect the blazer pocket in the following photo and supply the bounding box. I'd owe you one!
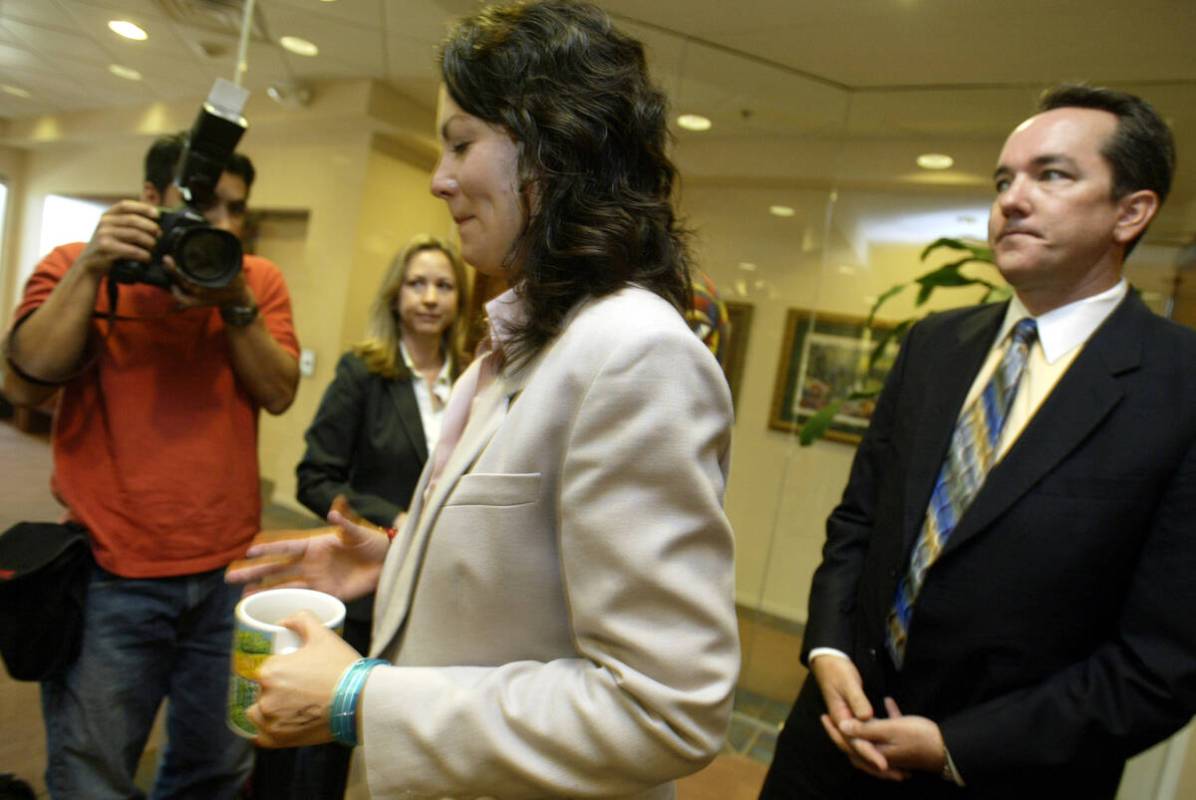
[444,472,541,508]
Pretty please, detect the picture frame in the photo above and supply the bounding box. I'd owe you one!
[768,308,899,444]
[722,301,754,410]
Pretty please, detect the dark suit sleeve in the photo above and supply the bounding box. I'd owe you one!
[296,353,404,525]
[942,433,1196,779]
[801,322,916,662]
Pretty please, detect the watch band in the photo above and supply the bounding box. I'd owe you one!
[220,303,259,328]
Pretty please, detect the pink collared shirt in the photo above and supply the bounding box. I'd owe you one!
[423,288,525,497]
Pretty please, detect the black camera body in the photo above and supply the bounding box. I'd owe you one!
[112,81,249,292]
[110,207,243,290]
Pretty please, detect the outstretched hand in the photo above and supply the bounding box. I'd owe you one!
[225,508,390,601]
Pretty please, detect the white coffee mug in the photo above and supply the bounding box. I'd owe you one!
[227,587,346,738]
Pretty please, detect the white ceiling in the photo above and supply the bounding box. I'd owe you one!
[0,0,1194,240]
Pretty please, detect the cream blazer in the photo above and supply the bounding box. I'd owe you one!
[361,287,739,799]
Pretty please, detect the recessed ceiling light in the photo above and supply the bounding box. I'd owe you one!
[916,153,954,170]
[1,84,31,98]
[769,205,796,218]
[738,262,757,272]
[677,113,712,132]
[108,20,148,41]
[109,64,142,81]
[280,36,319,57]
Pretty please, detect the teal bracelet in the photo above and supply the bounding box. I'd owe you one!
[330,657,387,747]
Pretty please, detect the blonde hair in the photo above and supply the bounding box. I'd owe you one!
[353,234,468,379]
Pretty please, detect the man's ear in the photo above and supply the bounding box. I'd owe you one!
[1113,189,1161,246]
[142,181,163,207]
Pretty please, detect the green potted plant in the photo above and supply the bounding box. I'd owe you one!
[797,237,1010,445]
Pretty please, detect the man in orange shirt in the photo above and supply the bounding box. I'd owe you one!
[2,134,299,799]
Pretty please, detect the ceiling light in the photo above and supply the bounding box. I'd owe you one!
[916,153,954,170]
[280,36,319,57]
[109,64,142,81]
[267,81,313,107]
[1,84,31,98]
[677,113,712,132]
[769,205,796,218]
[738,262,757,272]
[108,20,148,41]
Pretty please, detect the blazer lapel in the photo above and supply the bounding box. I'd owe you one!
[369,354,542,655]
[900,304,1005,553]
[386,378,428,463]
[943,292,1144,554]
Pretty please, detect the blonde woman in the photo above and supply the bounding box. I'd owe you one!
[279,235,466,799]
[297,235,467,527]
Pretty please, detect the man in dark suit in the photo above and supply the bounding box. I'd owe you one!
[761,85,1196,799]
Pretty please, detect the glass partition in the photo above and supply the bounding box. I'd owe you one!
[659,50,1196,793]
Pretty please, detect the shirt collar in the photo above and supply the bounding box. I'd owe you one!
[998,279,1128,364]
[399,341,453,396]
[483,288,527,355]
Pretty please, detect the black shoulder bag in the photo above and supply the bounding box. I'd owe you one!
[0,522,92,681]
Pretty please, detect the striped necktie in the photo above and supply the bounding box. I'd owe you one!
[886,317,1038,668]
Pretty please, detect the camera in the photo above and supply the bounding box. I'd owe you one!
[114,207,244,290]
[111,80,249,291]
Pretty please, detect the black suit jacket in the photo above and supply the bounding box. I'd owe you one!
[296,352,428,529]
[804,291,1196,796]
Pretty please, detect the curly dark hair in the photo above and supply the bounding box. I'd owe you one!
[440,0,692,363]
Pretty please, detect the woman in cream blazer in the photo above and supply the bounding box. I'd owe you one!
[227,3,739,798]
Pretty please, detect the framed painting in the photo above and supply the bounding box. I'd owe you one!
[722,301,754,410]
[768,308,899,444]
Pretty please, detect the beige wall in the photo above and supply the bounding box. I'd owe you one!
[257,132,453,515]
[683,181,997,620]
[0,143,26,320]
[242,127,374,513]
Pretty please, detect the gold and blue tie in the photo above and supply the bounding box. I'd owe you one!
[886,317,1039,668]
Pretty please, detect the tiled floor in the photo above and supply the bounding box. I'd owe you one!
[731,606,807,770]
[0,414,797,798]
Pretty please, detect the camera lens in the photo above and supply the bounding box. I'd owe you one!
[176,228,241,287]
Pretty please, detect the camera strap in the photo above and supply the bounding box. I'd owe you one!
[105,275,120,323]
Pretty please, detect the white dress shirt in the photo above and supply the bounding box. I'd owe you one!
[399,341,453,454]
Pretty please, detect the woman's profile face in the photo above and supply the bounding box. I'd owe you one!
[397,249,459,341]
[431,88,527,276]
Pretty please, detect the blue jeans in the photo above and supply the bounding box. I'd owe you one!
[41,564,251,800]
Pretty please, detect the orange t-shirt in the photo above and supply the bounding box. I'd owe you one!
[14,243,300,578]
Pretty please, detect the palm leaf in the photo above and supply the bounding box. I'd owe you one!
[798,390,881,447]
[798,400,842,446]
[869,318,913,370]
[920,237,993,264]
[867,283,908,327]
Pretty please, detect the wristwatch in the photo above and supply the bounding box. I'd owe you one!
[220,303,259,328]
